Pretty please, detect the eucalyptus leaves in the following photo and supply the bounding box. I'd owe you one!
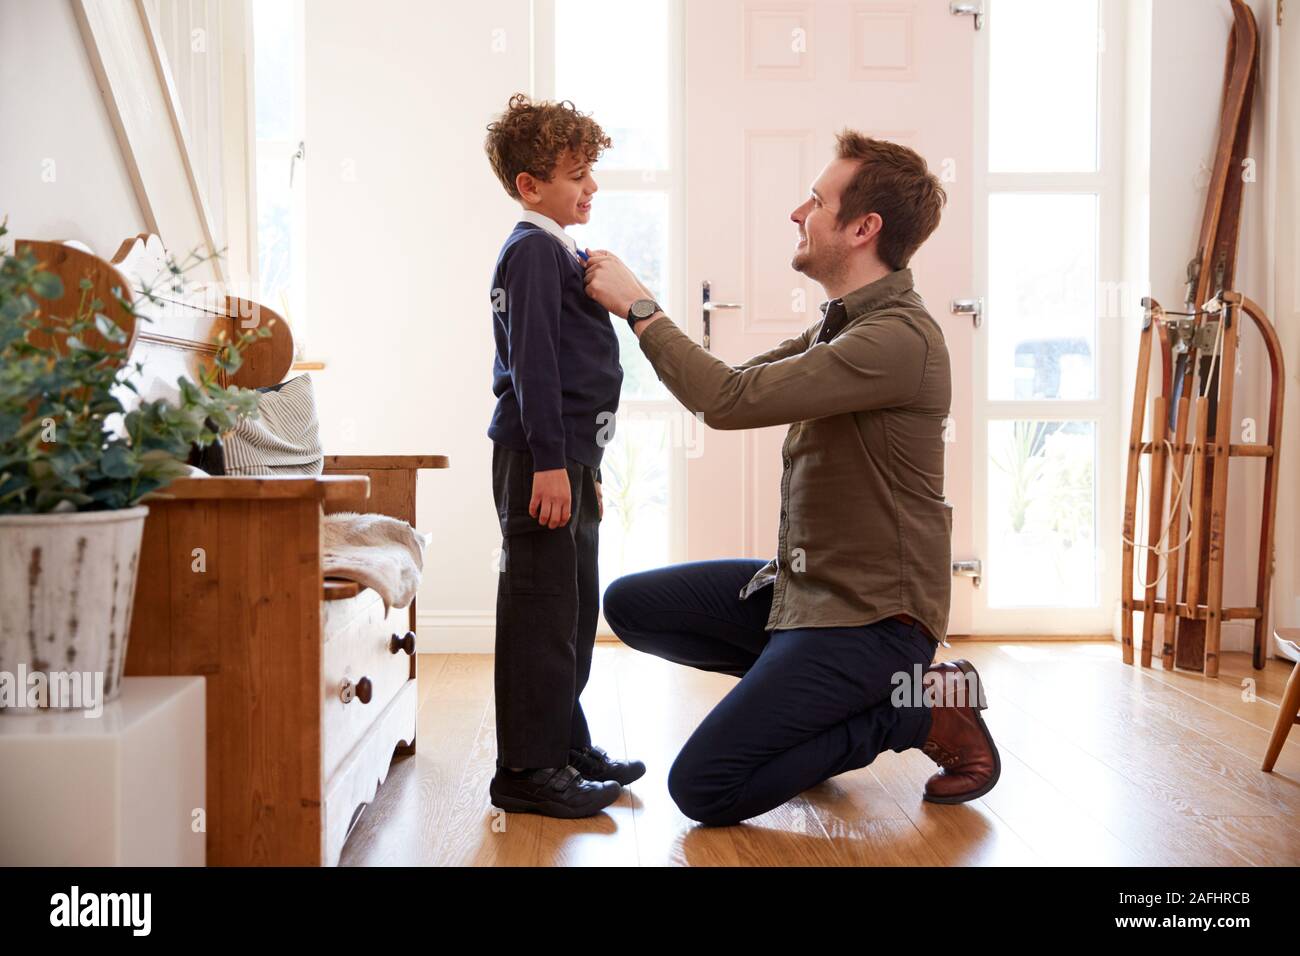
[0,224,264,513]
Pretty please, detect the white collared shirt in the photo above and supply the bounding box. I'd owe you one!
[519,209,581,261]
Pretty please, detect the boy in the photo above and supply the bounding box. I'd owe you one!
[482,93,645,818]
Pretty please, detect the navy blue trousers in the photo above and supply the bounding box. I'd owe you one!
[603,559,937,826]
[492,444,599,769]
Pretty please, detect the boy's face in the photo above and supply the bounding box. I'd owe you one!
[517,149,598,227]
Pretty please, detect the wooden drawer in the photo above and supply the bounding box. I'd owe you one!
[322,590,416,783]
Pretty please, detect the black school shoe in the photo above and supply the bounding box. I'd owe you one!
[569,744,646,786]
[488,765,621,819]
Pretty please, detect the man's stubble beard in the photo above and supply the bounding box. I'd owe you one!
[792,236,849,290]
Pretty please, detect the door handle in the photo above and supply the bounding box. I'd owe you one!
[702,280,742,352]
[289,140,306,187]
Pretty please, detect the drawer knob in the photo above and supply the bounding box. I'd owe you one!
[389,631,416,656]
[341,677,374,704]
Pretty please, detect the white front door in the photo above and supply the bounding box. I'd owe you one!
[682,0,978,633]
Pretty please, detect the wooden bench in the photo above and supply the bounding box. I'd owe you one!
[21,235,448,865]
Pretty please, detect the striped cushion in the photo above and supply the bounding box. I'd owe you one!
[223,373,324,476]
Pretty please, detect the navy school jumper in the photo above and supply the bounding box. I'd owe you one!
[487,221,623,472]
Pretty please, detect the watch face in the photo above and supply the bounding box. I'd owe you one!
[631,299,657,319]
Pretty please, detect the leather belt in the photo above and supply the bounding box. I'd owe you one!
[891,613,932,641]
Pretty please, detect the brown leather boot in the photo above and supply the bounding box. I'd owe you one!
[919,659,1001,804]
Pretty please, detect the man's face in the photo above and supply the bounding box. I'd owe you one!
[789,158,862,283]
[521,149,598,227]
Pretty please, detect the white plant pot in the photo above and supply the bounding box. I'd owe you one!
[0,506,148,714]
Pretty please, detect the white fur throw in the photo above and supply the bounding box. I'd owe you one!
[322,512,432,611]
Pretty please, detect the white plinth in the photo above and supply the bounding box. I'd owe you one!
[0,676,205,866]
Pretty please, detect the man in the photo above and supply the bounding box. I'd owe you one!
[582,131,1000,826]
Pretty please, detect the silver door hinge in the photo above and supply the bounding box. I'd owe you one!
[951,297,983,329]
[953,559,982,587]
[951,1,984,30]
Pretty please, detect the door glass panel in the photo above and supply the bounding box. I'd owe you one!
[555,0,669,170]
[989,0,1099,172]
[569,191,670,401]
[597,413,672,589]
[553,1,677,603]
[987,420,1097,607]
[988,192,1097,400]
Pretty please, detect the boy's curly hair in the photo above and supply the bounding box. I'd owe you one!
[485,93,611,200]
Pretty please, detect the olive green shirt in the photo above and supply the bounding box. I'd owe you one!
[637,267,953,645]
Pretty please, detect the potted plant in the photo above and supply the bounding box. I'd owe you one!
[0,225,263,713]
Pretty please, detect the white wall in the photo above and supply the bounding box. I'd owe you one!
[1271,3,1300,653]
[0,0,145,254]
[303,0,533,651]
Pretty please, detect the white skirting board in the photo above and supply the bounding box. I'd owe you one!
[417,611,495,654]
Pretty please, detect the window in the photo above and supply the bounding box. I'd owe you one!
[973,0,1119,628]
[536,0,684,598]
[988,0,1099,172]
[252,0,307,358]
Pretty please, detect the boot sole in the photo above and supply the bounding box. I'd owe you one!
[490,783,622,819]
[922,659,1002,805]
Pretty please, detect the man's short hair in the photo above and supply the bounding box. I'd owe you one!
[484,93,611,200]
[833,131,946,270]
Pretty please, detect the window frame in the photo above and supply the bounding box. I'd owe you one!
[970,0,1125,633]
[533,0,690,620]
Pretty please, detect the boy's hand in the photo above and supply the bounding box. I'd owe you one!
[595,480,603,520]
[530,468,571,528]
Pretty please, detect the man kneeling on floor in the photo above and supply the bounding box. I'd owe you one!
[583,131,1001,826]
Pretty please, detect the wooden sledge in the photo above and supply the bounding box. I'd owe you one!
[1121,293,1284,677]
[1120,0,1283,677]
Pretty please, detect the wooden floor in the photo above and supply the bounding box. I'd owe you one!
[339,641,1300,866]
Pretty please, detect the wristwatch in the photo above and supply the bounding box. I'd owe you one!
[627,298,662,330]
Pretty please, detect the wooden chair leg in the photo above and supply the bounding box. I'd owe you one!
[1261,649,1300,772]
